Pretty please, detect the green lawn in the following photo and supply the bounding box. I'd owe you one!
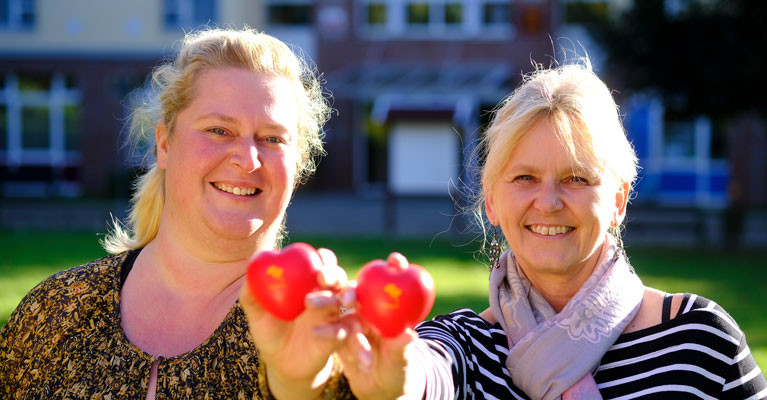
[1,230,765,371]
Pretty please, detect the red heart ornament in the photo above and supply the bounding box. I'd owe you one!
[247,242,322,321]
[356,258,435,337]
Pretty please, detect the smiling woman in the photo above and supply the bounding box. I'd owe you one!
[331,59,767,399]
[0,28,356,399]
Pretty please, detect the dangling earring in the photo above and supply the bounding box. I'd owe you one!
[488,226,502,271]
[609,225,626,255]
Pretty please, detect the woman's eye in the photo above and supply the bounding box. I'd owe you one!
[208,127,227,136]
[265,136,285,144]
[512,175,535,183]
[569,176,589,184]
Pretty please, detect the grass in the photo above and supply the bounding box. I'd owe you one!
[1,230,764,371]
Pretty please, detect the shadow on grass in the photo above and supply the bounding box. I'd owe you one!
[628,245,767,347]
[428,293,488,318]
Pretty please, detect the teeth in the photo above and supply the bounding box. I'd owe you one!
[214,183,258,196]
[530,225,572,236]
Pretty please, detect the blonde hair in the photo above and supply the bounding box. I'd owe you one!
[103,28,330,254]
[476,60,638,245]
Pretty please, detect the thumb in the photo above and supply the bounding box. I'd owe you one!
[386,252,409,271]
[239,284,268,321]
[382,328,418,364]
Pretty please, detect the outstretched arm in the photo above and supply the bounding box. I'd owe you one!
[240,248,353,399]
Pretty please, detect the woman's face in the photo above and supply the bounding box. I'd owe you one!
[485,120,628,280]
[156,67,299,253]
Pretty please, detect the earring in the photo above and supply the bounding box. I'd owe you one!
[488,226,502,271]
[608,226,625,254]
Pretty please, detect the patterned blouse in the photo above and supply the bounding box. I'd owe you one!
[0,252,354,399]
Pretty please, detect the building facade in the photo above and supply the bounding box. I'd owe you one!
[0,0,265,197]
[308,0,556,197]
[3,0,756,214]
[0,0,592,202]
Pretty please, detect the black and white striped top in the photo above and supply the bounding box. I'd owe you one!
[414,294,767,399]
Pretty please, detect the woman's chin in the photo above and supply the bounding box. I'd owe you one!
[520,253,579,276]
[206,218,267,241]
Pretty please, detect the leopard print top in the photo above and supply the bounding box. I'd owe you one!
[0,252,354,399]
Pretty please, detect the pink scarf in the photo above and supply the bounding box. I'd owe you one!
[488,237,643,400]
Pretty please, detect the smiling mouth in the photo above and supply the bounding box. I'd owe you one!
[527,225,574,236]
[212,182,262,196]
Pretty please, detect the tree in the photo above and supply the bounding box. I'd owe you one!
[591,0,767,119]
[590,0,767,246]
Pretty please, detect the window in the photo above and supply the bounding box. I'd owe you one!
[0,0,35,30]
[0,73,83,197]
[407,2,430,25]
[483,2,511,25]
[164,0,217,29]
[360,0,514,38]
[364,104,388,185]
[563,0,608,25]
[18,73,49,92]
[664,120,696,159]
[268,3,313,26]
[21,106,48,148]
[366,3,387,26]
[406,1,463,28]
[444,3,462,24]
[64,105,81,152]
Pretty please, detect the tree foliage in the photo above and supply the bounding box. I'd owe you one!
[591,0,767,119]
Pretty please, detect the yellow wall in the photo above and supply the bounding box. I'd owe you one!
[0,0,266,53]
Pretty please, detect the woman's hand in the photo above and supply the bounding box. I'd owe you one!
[336,253,427,400]
[240,248,348,400]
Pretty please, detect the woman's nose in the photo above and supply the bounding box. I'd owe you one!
[534,181,564,213]
[230,139,261,173]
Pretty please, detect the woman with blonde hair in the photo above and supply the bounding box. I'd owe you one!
[0,28,355,399]
[336,60,767,399]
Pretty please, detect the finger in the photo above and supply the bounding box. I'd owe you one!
[239,286,289,354]
[319,265,348,290]
[317,248,347,289]
[340,284,357,310]
[385,328,418,363]
[337,316,373,372]
[352,331,373,370]
[317,247,338,267]
[363,325,417,366]
[239,285,268,320]
[313,322,348,342]
[387,252,409,270]
[305,290,338,310]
